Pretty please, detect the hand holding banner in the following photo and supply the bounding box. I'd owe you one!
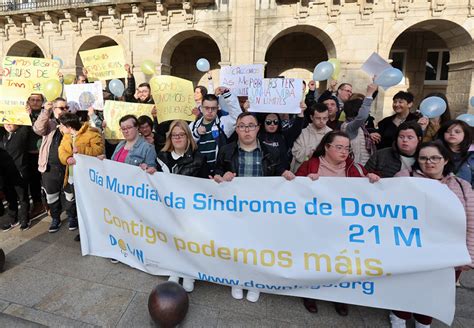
[150,76,195,123]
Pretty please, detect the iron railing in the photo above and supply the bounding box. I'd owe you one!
[0,0,120,13]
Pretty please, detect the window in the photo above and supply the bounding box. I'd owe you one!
[425,50,449,84]
[389,50,407,84]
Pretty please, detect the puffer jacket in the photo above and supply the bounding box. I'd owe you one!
[364,146,405,178]
[58,122,104,186]
[395,169,474,266]
[157,149,209,178]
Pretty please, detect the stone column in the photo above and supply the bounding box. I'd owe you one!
[230,0,256,64]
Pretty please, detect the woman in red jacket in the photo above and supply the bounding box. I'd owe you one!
[296,130,380,316]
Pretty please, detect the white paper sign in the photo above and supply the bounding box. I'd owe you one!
[220,64,264,96]
[74,155,470,325]
[361,52,392,77]
[248,78,303,113]
[64,81,104,111]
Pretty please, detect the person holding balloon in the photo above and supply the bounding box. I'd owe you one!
[373,91,419,149]
[436,120,474,188]
[416,93,451,143]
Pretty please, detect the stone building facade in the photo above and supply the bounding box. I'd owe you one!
[0,0,473,120]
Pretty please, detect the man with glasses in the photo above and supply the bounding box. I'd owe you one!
[213,112,295,302]
[33,98,74,233]
[189,87,241,173]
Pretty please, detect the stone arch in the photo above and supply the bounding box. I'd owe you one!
[6,40,45,58]
[75,35,120,76]
[159,30,223,86]
[380,19,473,117]
[261,24,338,90]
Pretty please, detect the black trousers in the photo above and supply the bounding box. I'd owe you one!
[4,176,30,225]
[41,165,76,221]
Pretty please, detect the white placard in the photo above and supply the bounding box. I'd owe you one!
[248,78,303,113]
[361,52,392,77]
[220,64,265,96]
[64,81,104,111]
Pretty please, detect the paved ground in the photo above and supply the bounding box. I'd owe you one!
[1,213,474,328]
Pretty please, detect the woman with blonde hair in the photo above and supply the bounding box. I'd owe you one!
[157,120,209,178]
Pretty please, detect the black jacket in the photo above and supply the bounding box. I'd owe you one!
[0,126,32,179]
[157,149,209,178]
[376,112,419,149]
[364,146,405,178]
[214,141,285,177]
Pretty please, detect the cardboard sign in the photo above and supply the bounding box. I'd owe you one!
[0,86,32,125]
[220,64,264,96]
[64,81,104,111]
[1,56,60,92]
[361,52,392,77]
[79,46,126,80]
[103,101,154,139]
[248,78,303,113]
[150,76,195,122]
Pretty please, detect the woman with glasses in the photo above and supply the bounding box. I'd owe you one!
[257,102,306,170]
[436,120,474,188]
[156,120,209,293]
[296,130,380,316]
[108,115,157,172]
[392,141,474,328]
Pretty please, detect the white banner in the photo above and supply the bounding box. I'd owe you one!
[220,64,264,96]
[248,78,303,113]
[74,155,470,324]
[64,81,104,110]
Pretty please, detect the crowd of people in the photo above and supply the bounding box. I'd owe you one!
[1,66,473,328]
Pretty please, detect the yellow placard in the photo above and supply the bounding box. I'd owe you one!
[2,56,59,92]
[103,101,154,139]
[0,86,32,126]
[79,45,126,80]
[150,76,195,123]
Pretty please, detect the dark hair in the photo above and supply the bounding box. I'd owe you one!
[237,111,258,124]
[436,120,473,156]
[138,82,151,90]
[313,130,350,158]
[308,103,328,118]
[53,97,67,104]
[202,94,219,104]
[260,113,282,133]
[413,141,454,176]
[137,115,153,128]
[195,86,208,97]
[28,93,45,102]
[394,121,423,153]
[119,114,138,127]
[393,91,414,104]
[343,98,363,119]
[59,113,82,131]
[337,83,352,91]
[424,93,451,123]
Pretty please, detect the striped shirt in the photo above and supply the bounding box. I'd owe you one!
[238,143,263,177]
[197,121,217,167]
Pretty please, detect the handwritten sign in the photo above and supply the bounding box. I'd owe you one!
[248,78,303,114]
[64,81,104,111]
[79,46,126,80]
[2,56,60,92]
[150,76,195,122]
[220,64,264,96]
[0,86,32,125]
[103,101,154,139]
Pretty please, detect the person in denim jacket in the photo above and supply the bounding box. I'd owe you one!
[108,115,157,172]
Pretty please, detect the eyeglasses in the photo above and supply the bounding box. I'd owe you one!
[171,133,186,139]
[265,119,279,126]
[418,155,443,164]
[54,106,69,111]
[236,124,258,131]
[202,106,218,112]
[328,144,351,153]
[120,126,136,132]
